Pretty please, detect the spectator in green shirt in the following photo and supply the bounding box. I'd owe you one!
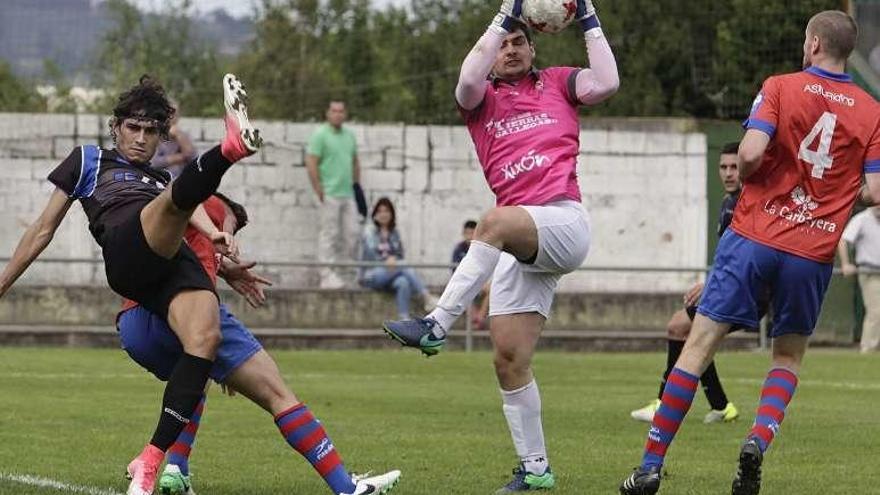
[306,100,361,288]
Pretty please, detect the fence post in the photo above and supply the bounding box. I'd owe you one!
[759,315,769,351]
[465,305,473,352]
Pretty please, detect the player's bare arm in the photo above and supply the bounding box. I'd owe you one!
[738,128,771,179]
[863,173,880,205]
[189,204,238,261]
[220,258,272,308]
[837,238,858,276]
[304,153,324,203]
[353,154,361,184]
[0,188,73,297]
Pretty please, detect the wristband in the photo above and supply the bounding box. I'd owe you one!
[579,14,601,33]
[491,12,519,33]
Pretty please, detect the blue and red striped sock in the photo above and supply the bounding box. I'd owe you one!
[166,393,205,476]
[641,367,699,469]
[748,367,798,453]
[275,403,356,494]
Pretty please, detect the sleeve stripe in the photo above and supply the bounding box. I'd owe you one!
[865,159,880,174]
[744,118,776,138]
[70,146,85,198]
[566,69,582,106]
[86,149,102,197]
[72,145,100,199]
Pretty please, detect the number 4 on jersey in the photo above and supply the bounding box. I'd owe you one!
[798,111,837,179]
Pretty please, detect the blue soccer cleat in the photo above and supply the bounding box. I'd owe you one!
[495,464,555,493]
[382,317,446,356]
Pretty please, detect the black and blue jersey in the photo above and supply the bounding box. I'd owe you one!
[48,145,170,245]
[717,189,740,238]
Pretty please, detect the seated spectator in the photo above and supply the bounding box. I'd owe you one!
[151,100,197,178]
[451,219,490,329]
[452,219,477,265]
[359,197,438,319]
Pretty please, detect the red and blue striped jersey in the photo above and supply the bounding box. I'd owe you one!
[733,66,880,263]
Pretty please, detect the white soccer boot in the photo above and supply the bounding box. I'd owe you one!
[344,470,401,494]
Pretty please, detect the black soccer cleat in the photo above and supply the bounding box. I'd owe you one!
[620,465,661,495]
[731,438,763,495]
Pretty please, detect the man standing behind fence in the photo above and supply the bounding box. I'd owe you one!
[838,206,880,352]
[306,100,361,289]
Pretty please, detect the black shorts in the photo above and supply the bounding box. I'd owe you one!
[685,303,766,333]
[102,211,215,320]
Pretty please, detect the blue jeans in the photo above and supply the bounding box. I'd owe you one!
[361,267,427,318]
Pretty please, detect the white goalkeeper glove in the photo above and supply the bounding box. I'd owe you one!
[491,0,524,33]
[576,0,602,36]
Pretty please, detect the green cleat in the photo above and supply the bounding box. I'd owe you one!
[495,464,555,493]
[382,317,446,357]
[158,464,195,495]
[704,402,740,424]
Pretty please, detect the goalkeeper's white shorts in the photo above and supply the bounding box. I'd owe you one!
[489,200,591,319]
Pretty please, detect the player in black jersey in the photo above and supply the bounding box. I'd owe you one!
[630,142,751,425]
[0,74,261,495]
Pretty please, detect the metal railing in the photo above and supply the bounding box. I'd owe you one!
[2,257,873,351]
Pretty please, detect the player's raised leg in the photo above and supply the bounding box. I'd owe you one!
[139,73,260,260]
[224,349,400,494]
[383,206,537,356]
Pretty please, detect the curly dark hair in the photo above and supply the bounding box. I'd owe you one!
[109,75,175,143]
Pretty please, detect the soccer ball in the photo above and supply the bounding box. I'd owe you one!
[521,0,578,34]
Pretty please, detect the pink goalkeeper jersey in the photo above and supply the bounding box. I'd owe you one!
[460,67,582,206]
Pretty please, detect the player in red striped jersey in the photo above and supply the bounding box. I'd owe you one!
[621,10,880,495]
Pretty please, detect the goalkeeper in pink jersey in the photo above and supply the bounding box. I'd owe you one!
[383,0,618,491]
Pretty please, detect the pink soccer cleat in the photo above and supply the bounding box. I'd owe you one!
[125,444,164,495]
[220,73,262,162]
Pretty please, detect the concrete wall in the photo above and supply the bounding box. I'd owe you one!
[0,113,707,293]
[0,285,684,333]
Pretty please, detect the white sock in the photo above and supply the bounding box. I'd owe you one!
[427,240,500,336]
[501,380,548,475]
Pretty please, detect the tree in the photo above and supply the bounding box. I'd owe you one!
[711,0,842,118]
[233,0,838,122]
[0,62,45,112]
[92,0,226,117]
[233,0,342,120]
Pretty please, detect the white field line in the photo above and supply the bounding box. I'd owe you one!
[0,473,123,495]
[4,371,880,392]
[0,372,144,380]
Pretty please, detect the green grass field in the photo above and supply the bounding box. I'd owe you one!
[1,347,878,494]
